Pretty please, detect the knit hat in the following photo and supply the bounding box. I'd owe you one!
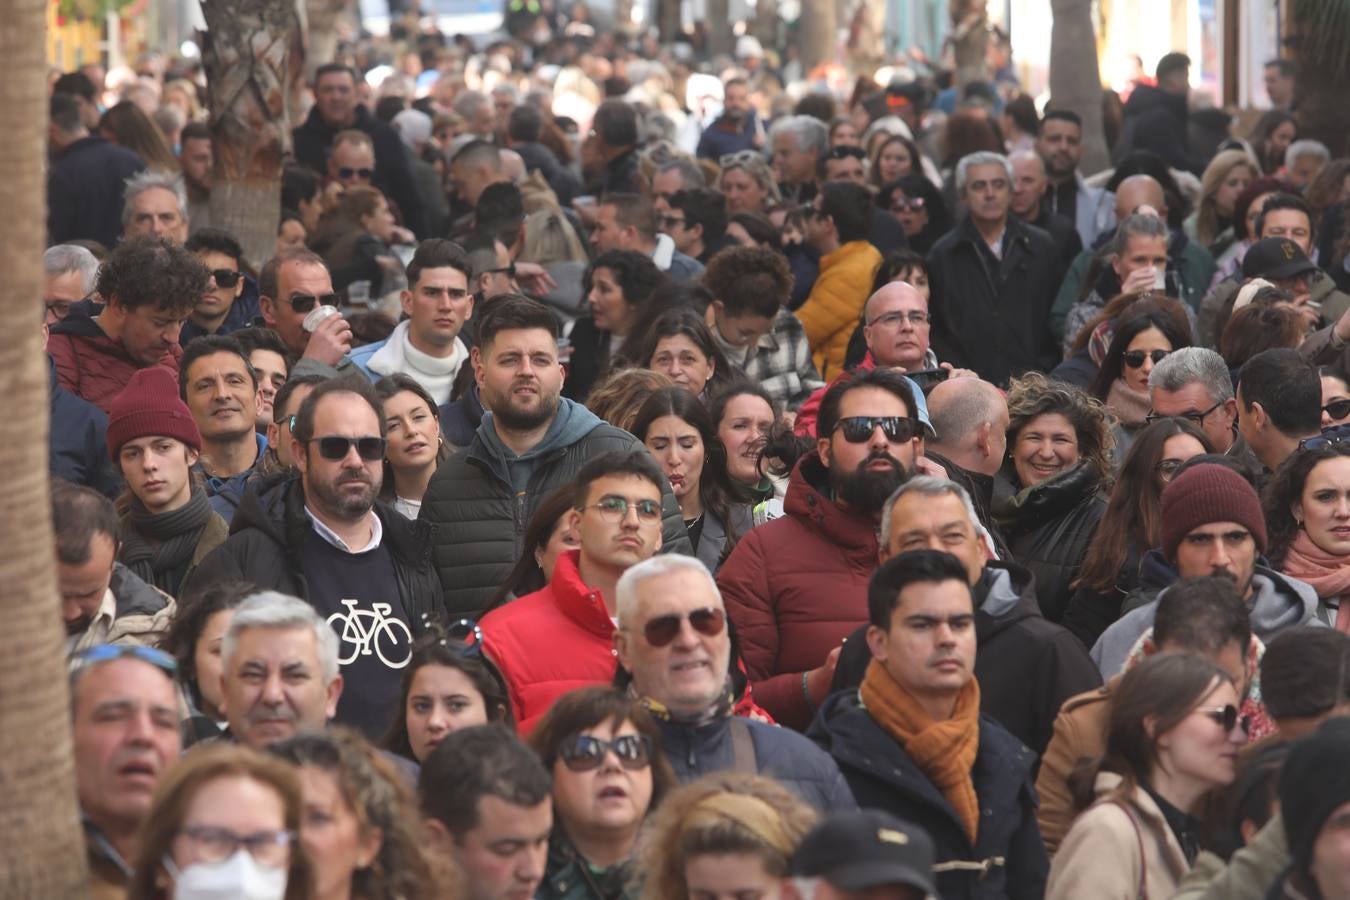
[105,366,202,462]
[1280,717,1350,877]
[1159,462,1266,560]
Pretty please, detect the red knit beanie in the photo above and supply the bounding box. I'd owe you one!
[1160,462,1267,561]
[105,366,203,462]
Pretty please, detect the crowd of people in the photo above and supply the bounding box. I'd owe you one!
[40,13,1350,900]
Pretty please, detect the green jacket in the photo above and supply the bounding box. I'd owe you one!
[1198,269,1350,348]
[1169,812,1287,900]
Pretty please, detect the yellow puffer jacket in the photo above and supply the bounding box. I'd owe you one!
[795,240,882,380]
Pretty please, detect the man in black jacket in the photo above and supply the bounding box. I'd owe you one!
[291,63,428,239]
[421,295,690,618]
[185,375,445,738]
[831,476,1101,757]
[926,151,1064,385]
[48,92,145,249]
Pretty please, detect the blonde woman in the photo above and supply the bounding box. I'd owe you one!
[1183,149,1259,258]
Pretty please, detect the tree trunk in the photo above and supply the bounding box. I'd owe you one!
[799,0,837,73]
[656,0,682,43]
[0,1,89,896]
[1050,0,1110,175]
[200,0,305,268]
[305,0,348,78]
[949,0,989,90]
[706,0,732,57]
[1286,0,1350,157]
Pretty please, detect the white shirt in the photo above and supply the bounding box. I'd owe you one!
[304,506,383,554]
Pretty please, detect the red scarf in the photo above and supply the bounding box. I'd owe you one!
[1282,530,1350,633]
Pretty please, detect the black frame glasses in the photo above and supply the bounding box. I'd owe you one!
[210,268,242,288]
[559,733,654,772]
[1122,349,1170,369]
[285,293,340,313]
[834,416,920,444]
[1144,401,1224,427]
[309,435,386,461]
[1198,703,1250,734]
[641,607,726,647]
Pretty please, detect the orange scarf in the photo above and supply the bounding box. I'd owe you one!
[860,658,982,843]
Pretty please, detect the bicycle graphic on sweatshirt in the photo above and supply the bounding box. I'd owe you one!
[327,598,413,668]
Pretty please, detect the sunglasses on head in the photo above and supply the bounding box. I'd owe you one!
[559,733,653,772]
[1325,399,1350,421]
[286,293,340,313]
[1123,349,1170,369]
[641,607,725,647]
[1301,423,1350,452]
[834,416,920,443]
[308,435,386,461]
[1198,704,1250,734]
[719,150,762,168]
[210,269,242,288]
[337,166,374,180]
[72,643,178,676]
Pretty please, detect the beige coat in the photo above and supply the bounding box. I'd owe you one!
[1046,772,1190,900]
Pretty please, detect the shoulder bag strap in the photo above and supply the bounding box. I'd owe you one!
[728,718,758,776]
[1111,799,1148,900]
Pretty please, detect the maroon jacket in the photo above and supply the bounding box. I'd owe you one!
[718,452,879,729]
[49,307,182,413]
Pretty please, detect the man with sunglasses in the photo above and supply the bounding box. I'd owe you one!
[481,450,665,732]
[255,373,323,479]
[615,555,855,810]
[328,130,377,189]
[811,550,1049,899]
[1235,348,1321,474]
[257,247,358,378]
[186,376,445,737]
[71,643,182,897]
[719,368,921,730]
[181,227,260,343]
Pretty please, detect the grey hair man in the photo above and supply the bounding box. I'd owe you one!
[1148,347,1248,459]
[1285,139,1330,192]
[652,156,707,212]
[218,591,343,750]
[44,244,100,324]
[770,115,829,200]
[121,170,188,244]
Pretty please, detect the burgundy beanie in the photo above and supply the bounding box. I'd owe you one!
[1160,463,1267,560]
[105,366,203,462]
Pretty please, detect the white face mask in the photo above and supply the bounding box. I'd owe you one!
[166,849,288,900]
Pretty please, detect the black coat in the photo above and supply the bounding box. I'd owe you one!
[48,135,145,249]
[562,315,610,402]
[1117,84,1200,175]
[810,691,1049,900]
[994,462,1107,624]
[291,105,428,239]
[926,215,1065,385]
[1031,209,1085,273]
[49,357,119,498]
[183,473,445,629]
[831,561,1102,756]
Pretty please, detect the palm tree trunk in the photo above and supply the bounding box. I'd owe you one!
[799,0,837,73]
[1050,0,1110,174]
[0,0,90,895]
[1287,0,1350,157]
[706,0,732,57]
[200,0,306,267]
[949,0,989,89]
[656,0,682,43]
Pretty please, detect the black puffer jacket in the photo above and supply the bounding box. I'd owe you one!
[183,473,445,630]
[994,462,1107,624]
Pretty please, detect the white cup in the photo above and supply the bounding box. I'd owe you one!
[303,304,341,333]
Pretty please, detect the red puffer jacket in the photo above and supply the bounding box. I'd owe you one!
[49,308,182,413]
[480,550,618,734]
[717,451,879,730]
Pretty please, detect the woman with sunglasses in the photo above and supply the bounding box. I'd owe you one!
[383,626,514,764]
[1090,312,1192,464]
[127,742,314,900]
[1321,367,1350,429]
[1065,419,1213,646]
[373,375,451,520]
[996,374,1115,623]
[877,174,952,255]
[529,688,675,900]
[1264,442,1350,631]
[1047,654,1247,899]
[639,772,817,900]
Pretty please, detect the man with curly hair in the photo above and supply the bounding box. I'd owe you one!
[48,236,209,413]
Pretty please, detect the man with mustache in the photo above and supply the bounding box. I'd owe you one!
[718,368,922,729]
[1092,460,1328,677]
[180,335,266,524]
[186,376,446,737]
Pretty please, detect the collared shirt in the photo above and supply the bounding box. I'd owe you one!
[67,588,118,653]
[711,309,824,410]
[304,505,383,554]
[1141,781,1202,863]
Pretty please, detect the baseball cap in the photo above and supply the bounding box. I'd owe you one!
[1241,237,1319,280]
[791,810,936,895]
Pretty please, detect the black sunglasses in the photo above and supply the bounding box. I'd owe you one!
[1123,349,1170,369]
[308,436,386,461]
[337,166,374,180]
[210,269,242,288]
[1199,703,1250,734]
[1325,399,1350,421]
[642,607,725,648]
[559,734,654,772]
[890,196,926,212]
[483,263,517,279]
[286,293,340,313]
[1301,423,1350,452]
[834,416,920,443]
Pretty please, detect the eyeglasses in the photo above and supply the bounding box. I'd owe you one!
[868,311,930,328]
[72,644,178,676]
[1123,349,1170,369]
[285,293,340,313]
[483,263,516,279]
[719,150,763,168]
[658,214,687,228]
[890,196,926,213]
[420,616,485,657]
[1325,399,1350,421]
[1144,401,1224,426]
[337,166,374,180]
[577,495,662,523]
[177,825,296,868]
[210,269,242,288]
[1155,458,1186,482]
[559,733,654,772]
[641,607,726,647]
[834,416,920,443]
[1198,704,1250,735]
[1301,423,1350,451]
[308,436,387,461]
[45,298,73,319]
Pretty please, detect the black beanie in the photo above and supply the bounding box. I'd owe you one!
[1280,717,1350,877]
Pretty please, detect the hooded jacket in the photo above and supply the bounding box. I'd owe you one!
[830,562,1101,755]
[717,452,880,730]
[49,302,183,413]
[810,690,1048,900]
[438,383,486,451]
[421,398,691,618]
[1091,560,1328,677]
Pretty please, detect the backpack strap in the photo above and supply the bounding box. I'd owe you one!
[728,717,758,776]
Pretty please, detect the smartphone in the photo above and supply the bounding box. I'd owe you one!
[904,368,950,393]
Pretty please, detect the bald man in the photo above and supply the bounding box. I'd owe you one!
[925,377,1012,546]
[1010,150,1082,271]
